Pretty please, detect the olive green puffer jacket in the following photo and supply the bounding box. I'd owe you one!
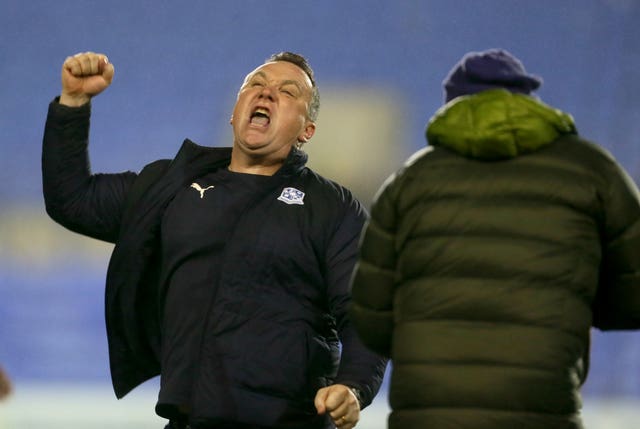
[350,90,640,429]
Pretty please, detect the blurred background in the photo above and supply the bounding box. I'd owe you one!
[1,0,640,427]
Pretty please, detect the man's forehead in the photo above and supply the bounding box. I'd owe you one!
[244,61,312,87]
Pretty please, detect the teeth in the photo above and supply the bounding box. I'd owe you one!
[250,107,271,126]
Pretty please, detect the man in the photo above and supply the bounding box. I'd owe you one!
[42,51,386,429]
[349,49,640,429]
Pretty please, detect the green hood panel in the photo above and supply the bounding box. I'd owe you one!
[426,89,577,160]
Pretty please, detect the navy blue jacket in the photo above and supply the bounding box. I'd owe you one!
[42,100,386,427]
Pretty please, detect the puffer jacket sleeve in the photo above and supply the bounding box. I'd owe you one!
[349,174,399,358]
[42,99,138,243]
[593,158,640,329]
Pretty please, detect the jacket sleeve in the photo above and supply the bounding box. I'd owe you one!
[349,176,398,359]
[592,158,640,330]
[42,98,138,243]
[324,190,387,409]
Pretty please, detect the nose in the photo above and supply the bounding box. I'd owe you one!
[258,84,276,101]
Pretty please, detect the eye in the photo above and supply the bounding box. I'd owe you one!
[280,86,298,97]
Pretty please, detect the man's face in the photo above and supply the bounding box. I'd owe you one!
[231,61,316,159]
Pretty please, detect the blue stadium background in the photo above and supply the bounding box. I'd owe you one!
[1,0,640,427]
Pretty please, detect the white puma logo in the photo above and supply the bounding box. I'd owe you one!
[190,183,215,199]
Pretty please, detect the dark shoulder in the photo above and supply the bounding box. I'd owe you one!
[536,134,627,186]
[139,159,172,180]
[300,167,367,218]
[122,159,172,214]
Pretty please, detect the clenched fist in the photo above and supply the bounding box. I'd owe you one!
[315,384,361,429]
[60,51,115,107]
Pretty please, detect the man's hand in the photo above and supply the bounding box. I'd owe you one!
[60,52,114,107]
[314,384,360,429]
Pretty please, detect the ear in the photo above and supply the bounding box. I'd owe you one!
[297,122,316,143]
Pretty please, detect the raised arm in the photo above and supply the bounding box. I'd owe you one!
[42,52,137,243]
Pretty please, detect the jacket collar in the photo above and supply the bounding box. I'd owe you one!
[172,139,308,178]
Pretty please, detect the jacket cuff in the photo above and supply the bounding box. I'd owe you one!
[48,96,91,120]
[349,386,364,409]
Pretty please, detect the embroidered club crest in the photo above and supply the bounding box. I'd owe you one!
[277,187,305,205]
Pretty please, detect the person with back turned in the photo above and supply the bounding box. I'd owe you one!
[350,48,640,429]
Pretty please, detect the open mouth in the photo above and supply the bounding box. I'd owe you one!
[250,107,270,126]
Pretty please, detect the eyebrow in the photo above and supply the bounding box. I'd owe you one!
[247,71,305,93]
[280,80,303,93]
